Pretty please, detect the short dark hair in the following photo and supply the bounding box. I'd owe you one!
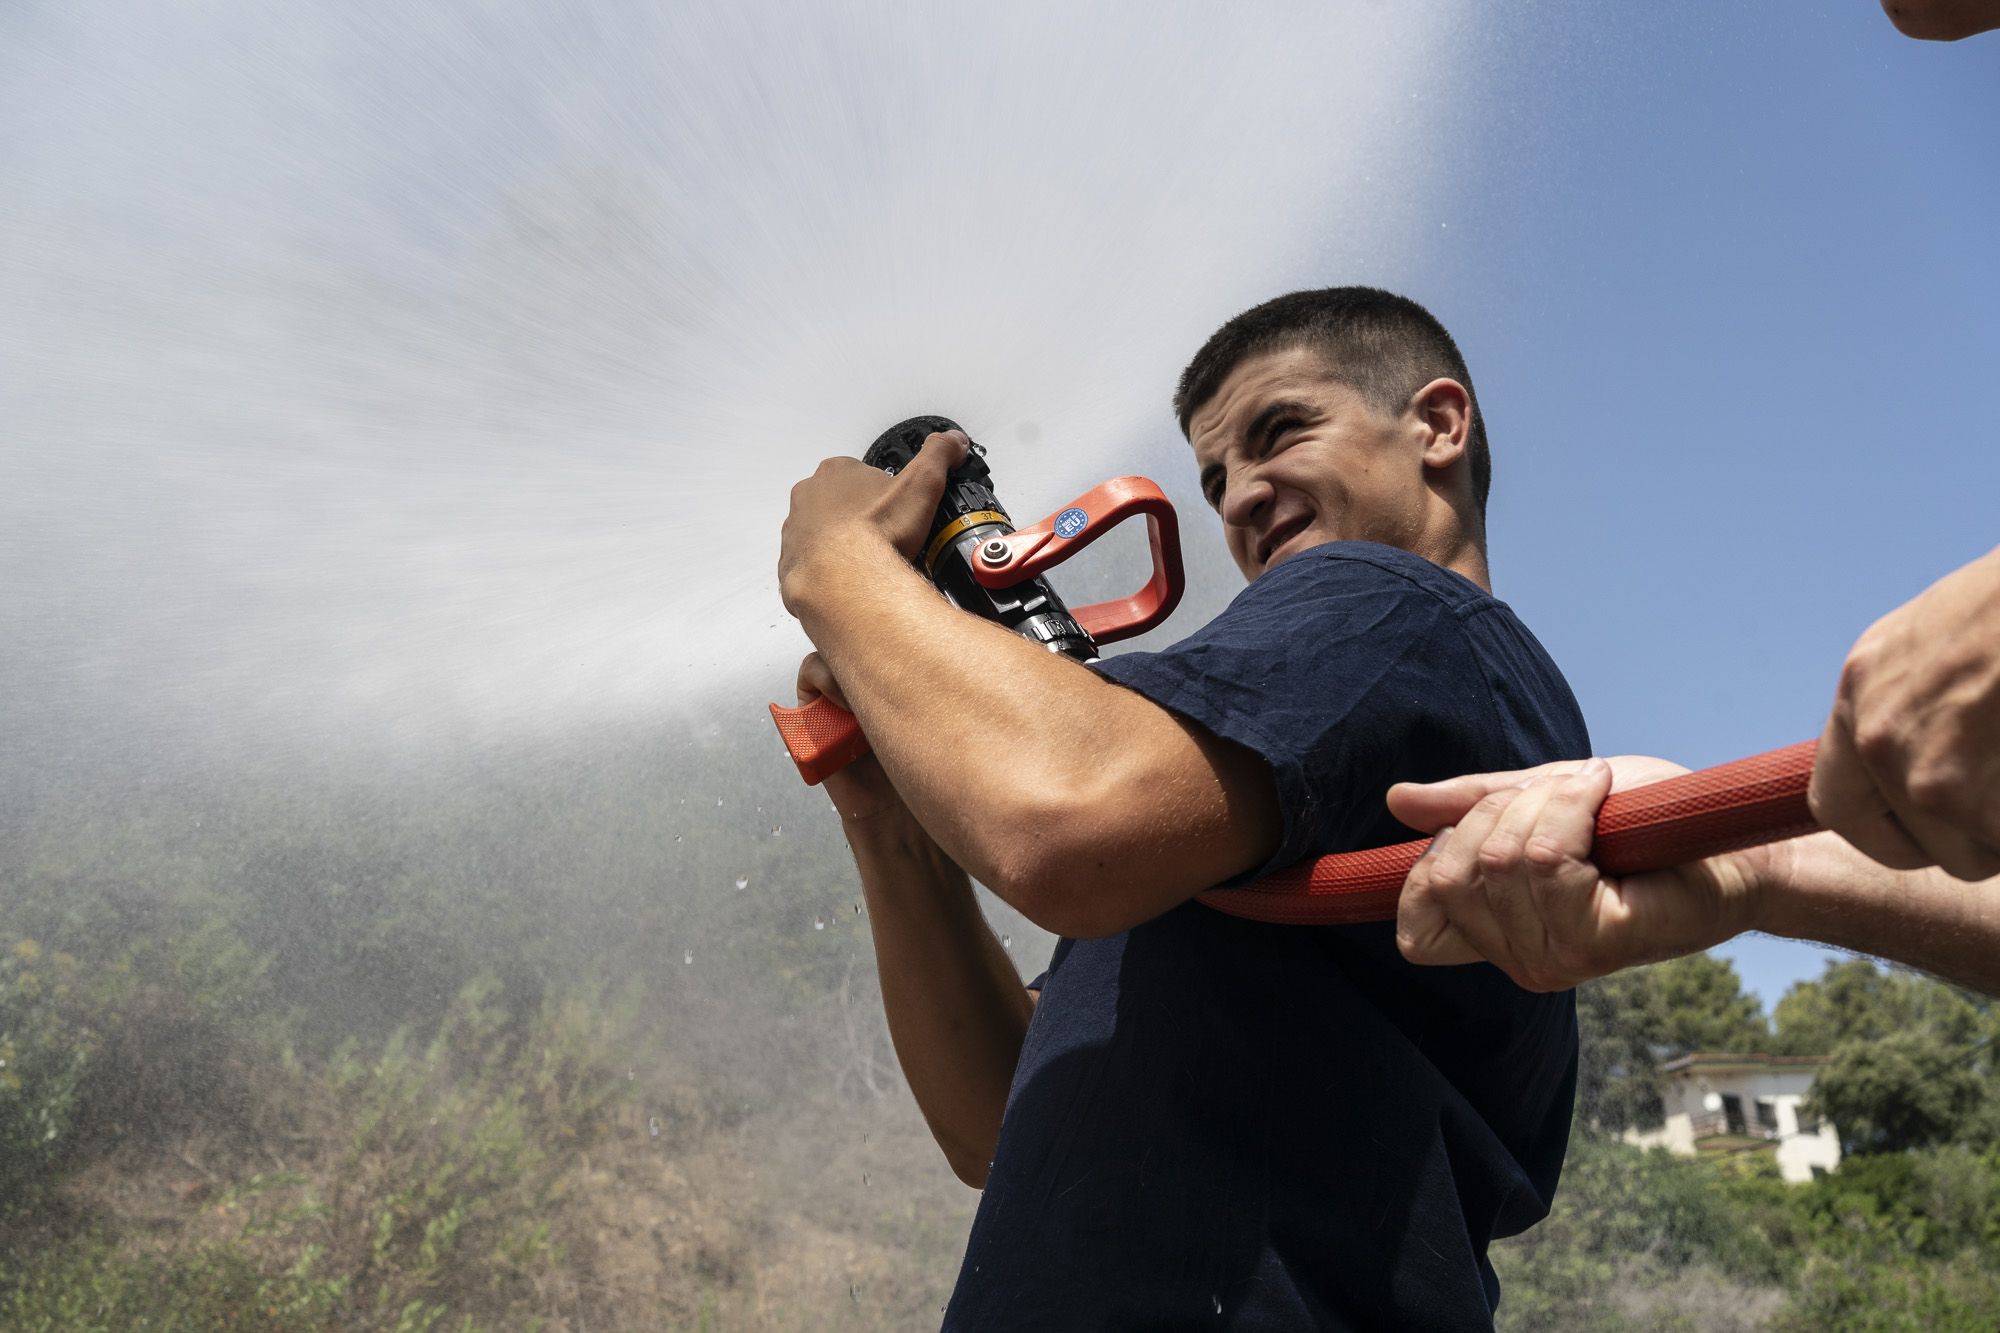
[1173,287,1490,517]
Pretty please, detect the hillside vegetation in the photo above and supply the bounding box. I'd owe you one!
[4,722,1998,1328]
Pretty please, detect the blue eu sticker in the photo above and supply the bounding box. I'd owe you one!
[1054,507,1090,540]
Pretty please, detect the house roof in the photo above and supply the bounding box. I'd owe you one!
[1659,1052,1831,1074]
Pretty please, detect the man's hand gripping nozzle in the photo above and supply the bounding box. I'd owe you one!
[770,415,1183,784]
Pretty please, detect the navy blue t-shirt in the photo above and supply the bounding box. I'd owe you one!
[943,541,1588,1331]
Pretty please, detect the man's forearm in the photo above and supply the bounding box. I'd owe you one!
[1755,830,2000,995]
[792,542,1143,911]
[846,803,1034,1187]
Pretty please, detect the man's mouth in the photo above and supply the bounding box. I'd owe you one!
[1257,515,1314,570]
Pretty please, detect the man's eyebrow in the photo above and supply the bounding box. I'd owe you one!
[1245,398,1314,446]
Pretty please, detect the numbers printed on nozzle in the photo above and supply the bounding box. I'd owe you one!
[1054,507,1089,539]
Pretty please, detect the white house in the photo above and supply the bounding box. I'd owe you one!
[1622,1052,1842,1184]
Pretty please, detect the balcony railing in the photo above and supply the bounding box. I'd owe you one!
[1690,1109,1781,1141]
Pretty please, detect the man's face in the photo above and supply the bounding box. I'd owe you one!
[1188,344,1430,582]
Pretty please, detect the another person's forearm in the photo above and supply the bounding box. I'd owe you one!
[1754,830,2000,995]
[845,802,1034,1187]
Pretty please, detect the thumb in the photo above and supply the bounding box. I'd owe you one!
[881,430,968,560]
[903,430,969,494]
[1386,760,1580,832]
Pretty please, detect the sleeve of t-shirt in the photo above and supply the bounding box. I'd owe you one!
[1089,544,1478,883]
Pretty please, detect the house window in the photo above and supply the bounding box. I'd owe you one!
[1797,1107,1822,1135]
[1755,1099,1779,1133]
[1722,1094,1746,1135]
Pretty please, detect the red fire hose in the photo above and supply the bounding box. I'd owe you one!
[1201,739,1820,925]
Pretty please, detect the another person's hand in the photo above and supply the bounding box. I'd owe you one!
[778,430,969,615]
[1388,756,1771,992]
[796,651,907,824]
[1810,544,2000,882]
[1880,0,2000,40]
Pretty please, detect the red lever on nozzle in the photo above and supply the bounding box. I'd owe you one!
[970,475,1183,644]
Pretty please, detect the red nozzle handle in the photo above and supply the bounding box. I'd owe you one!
[972,476,1184,644]
[1201,739,1822,926]
[769,694,871,786]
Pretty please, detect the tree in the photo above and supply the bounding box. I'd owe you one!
[1775,958,1987,1055]
[1808,1030,1992,1155]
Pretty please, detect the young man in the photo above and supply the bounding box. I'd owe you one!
[779,288,1587,1327]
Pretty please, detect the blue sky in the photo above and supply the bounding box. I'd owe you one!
[1400,3,1998,1008]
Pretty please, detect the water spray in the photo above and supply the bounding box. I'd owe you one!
[771,420,1827,926]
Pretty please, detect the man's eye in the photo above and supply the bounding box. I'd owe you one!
[1263,418,1302,451]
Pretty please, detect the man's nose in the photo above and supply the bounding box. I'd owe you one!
[1220,468,1273,529]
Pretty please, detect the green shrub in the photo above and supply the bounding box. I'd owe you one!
[0,1235,348,1333]
[0,939,96,1211]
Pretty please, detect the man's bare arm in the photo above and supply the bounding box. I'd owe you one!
[845,800,1034,1188]
[797,652,1031,1188]
[1391,757,2000,996]
[778,436,1280,939]
[1755,829,2000,996]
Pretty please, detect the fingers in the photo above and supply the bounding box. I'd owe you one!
[1522,760,1615,888]
[1403,780,1533,979]
[795,651,852,712]
[1386,760,1580,833]
[1398,759,1629,992]
[1395,830,1486,968]
[901,430,969,497]
[1809,705,1933,871]
[873,430,967,560]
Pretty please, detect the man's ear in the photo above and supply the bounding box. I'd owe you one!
[1406,378,1472,473]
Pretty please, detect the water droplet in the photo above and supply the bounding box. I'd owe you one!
[852,902,861,915]
[1001,934,1012,950]
[683,949,694,965]
[1213,1295,1222,1314]
[649,1117,661,1138]
[673,834,682,843]
[771,824,783,836]
[862,1171,870,1186]
[849,1283,860,1303]
[627,1068,634,1081]
[814,915,826,931]
[716,797,723,807]
[734,875,749,891]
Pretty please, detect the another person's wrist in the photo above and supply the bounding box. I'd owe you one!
[1743,831,1858,944]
